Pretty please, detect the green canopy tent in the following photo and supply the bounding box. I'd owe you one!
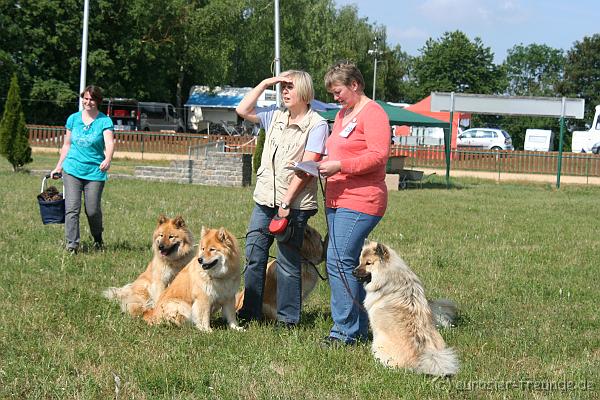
[318,100,449,127]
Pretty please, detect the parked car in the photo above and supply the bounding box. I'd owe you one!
[139,102,184,132]
[457,128,514,150]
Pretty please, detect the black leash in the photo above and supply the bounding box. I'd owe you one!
[238,228,276,275]
[302,258,328,281]
[319,176,368,313]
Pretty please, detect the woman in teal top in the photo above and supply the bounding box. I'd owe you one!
[51,85,115,253]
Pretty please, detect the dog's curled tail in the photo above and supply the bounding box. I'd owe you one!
[429,298,458,328]
[103,285,147,317]
[416,347,459,377]
[103,286,124,301]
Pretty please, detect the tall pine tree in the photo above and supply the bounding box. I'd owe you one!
[0,74,32,171]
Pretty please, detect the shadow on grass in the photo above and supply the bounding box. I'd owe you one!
[300,309,332,327]
[453,310,472,327]
[78,240,149,253]
[398,180,467,190]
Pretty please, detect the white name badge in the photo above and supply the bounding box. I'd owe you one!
[340,119,357,138]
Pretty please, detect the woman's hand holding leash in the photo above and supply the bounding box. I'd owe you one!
[277,206,290,218]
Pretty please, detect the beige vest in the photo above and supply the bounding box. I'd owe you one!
[253,107,325,210]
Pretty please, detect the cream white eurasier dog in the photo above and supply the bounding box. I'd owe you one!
[353,240,459,376]
[143,226,243,332]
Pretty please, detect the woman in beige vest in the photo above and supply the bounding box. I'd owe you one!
[235,70,327,327]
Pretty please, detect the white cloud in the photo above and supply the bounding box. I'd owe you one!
[418,0,528,25]
[396,26,429,40]
[418,0,489,23]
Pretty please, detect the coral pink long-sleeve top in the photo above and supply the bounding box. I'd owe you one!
[325,100,390,216]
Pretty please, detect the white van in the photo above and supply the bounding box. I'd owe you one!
[139,102,184,132]
[571,105,600,152]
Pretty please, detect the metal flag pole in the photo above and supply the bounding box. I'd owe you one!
[274,0,281,107]
[556,97,566,189]
[445,92,454,188]
[368,39,381,100]
[78,0,90,111]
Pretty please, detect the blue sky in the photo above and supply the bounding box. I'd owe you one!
[334,0,599,63]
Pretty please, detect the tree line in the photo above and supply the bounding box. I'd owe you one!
[1,0,599,149]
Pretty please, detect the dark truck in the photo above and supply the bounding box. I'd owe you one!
[103,98,140,131]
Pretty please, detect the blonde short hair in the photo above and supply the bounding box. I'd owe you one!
[280,70,315,105]
[324,61,365,92]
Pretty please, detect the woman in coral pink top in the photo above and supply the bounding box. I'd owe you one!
[318,61,390,346]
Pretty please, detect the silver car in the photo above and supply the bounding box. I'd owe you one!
[457,128,514,150]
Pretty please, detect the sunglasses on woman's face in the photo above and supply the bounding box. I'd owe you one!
[280,83,295,92]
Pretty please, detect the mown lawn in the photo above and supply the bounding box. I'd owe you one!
[0,154,598,399]
[22,151,171,176]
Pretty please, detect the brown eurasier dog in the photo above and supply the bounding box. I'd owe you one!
[353,240,459,376]
[143,226,243,332]
[235,224,327,320]
[104,215,195,316]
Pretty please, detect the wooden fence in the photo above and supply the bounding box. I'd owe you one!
[391,145,600,177]
[28,125,600,178]
[28,125,257,155]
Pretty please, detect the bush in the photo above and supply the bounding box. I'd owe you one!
[252,128,265,173]
[0,74,32,171]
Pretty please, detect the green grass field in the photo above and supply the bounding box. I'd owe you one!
[22,152,171,176]
[0,154,598,399]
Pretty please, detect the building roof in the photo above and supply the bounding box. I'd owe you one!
[184,85,339,111]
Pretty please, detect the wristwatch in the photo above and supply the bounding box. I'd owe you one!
[280,202,289,210]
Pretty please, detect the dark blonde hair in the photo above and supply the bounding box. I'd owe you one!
[324,61,365,92]
[80,85,103,104]
[280,70,315,105]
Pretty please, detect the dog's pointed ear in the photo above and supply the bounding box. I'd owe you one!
[374,243,389,262]
[158,214,168,225]
[201,226,207,238]
[173,216,186,228]
[218,227,231,245]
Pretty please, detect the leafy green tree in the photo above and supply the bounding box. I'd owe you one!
[489,44,565,149]
[0,50,16,116]
[319,5,382,101]
[382,45,417,103]
[0,0,82,124]
[0,74,32,171]
[559,34,600,122]
[504,43,564,96]
[230,0,383,101]
[412,31,505,100]
[0,0,401,124]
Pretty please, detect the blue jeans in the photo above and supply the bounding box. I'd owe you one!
[239,203,317,324]
[326,207,381,343]
[63,172,105,250]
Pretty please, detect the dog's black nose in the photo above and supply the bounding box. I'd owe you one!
[352,268,371,283]
[198,257,204,264]
[158,244,165,250]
